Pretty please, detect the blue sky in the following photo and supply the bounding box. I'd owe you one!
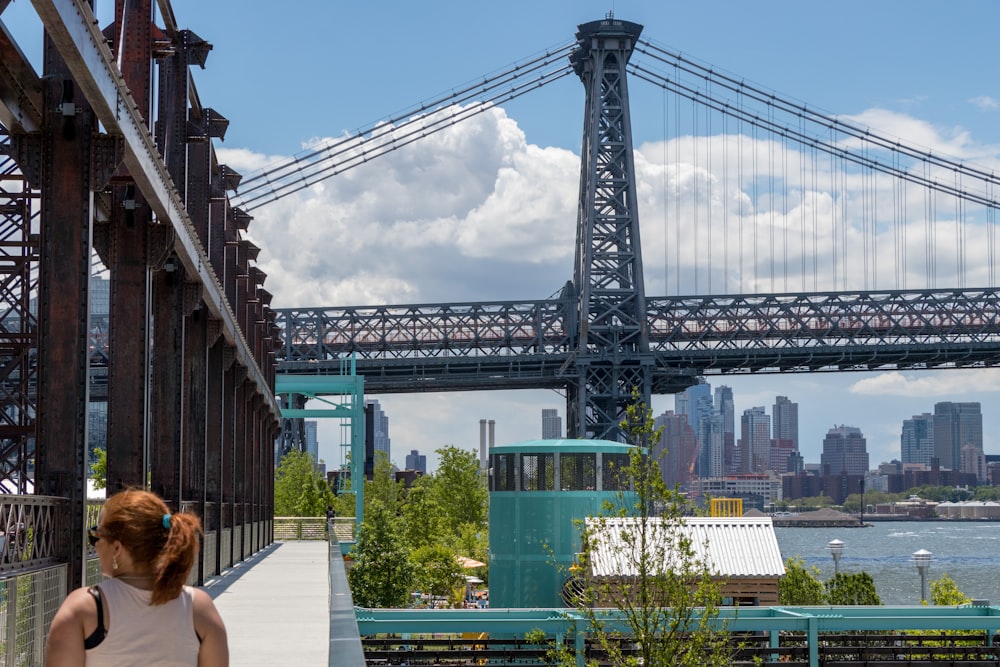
[6,1,1000,473]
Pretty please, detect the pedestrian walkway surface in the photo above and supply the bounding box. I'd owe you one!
[206,541,330,666]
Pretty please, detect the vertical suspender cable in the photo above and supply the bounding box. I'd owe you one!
[707,81,713,294]
[782,128,789,293]
[753,123,760,292]
[663,87,668,295]
[768,106,775,292]
[675,70,682,293]
[692,96,699,294]
[738,97,745,293]
[723,111,729,293]
[812,138,819,292]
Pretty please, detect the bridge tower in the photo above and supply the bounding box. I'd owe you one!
[567,16,653,441]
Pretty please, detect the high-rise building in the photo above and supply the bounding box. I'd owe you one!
[960,444,987,482]
[652,410,699,489]
[769,439,796,474]
[739,407,771,474]
[541,409,562,439]
[714,386,736,472]
[677,379,713,478]
[933,402,982,470]
[821,425,869,475]
[364,399,391,478]
[773,396,799,450]
[304,421,318,463]
[675,379,711,430]
[405,449,427,474]
[698,413,725,478]
[901,413,934,466]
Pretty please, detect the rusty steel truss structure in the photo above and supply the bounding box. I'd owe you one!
[0,0,281,592]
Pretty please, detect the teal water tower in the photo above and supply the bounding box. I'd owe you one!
[488,439,635,608]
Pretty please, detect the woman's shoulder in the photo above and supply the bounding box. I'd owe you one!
[60,586,99,615]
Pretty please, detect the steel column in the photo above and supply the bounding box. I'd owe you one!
[104,0,154,492]
[35,33,94,588]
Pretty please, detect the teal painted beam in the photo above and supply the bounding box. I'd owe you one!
[275,375,363,395]
[354,605,1000,638]
[280,408,354,419]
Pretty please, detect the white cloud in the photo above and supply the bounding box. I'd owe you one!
[970,96,1000,112]
[849,369,1000,397]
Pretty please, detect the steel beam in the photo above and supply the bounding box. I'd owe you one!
[29,0,277,418]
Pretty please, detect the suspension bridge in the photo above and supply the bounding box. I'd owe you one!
[0,1,995,663]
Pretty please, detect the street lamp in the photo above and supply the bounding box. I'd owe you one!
[913,549,933,603]
[827,539,845,575]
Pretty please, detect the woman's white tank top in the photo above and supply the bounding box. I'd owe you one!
[85,577,200,666]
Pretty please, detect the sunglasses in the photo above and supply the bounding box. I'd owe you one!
[87,526,103,548]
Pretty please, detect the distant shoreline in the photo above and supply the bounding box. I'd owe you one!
[772,516,1000,527]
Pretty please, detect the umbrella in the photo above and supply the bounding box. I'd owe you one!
[456,556,486,569]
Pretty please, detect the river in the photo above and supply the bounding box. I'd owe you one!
[774,521,1000,605]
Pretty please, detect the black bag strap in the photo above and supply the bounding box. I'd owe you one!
[84,586,107,650]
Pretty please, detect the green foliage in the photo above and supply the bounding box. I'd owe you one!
[348,500,416,607]
[558,392,732,667]
[411,543,463,599]
[779,557,827,605]
[825,571,882,605]
[274,450,335,516]
[365,450,403,513]
[400,477,442,550]
[430,446,488,534]
[930,574,971,606]
[90,447,107,490]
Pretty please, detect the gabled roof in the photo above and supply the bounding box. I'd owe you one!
[584,516,786,579]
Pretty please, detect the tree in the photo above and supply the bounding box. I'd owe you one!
[431,446,487,534]
[347,500,416,607]
[551,394,731,667]
[365,450,402,514]
[274,450,335,516]
[825,572,882,605]
[779,557,827,605]
[930,574,971,606]
[400,476,443,550]
[411,543,463,601]
[90,447,107,491]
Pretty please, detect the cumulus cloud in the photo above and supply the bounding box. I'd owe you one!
[218,105,579,308]
[849,369,1000,397]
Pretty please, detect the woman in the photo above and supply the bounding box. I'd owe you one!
[45,489,229,666]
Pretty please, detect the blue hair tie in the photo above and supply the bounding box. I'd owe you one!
[162,513,171,530]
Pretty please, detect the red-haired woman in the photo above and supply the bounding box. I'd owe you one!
[45,489,228,666]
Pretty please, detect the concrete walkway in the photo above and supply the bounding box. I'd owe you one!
[205,541,330,666]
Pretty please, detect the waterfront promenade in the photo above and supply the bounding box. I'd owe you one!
[205,540,338,665]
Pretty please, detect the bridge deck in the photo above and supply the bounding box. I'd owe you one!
[205,540,349,666]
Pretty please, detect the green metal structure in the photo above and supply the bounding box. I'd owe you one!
[488,439,635,608]
[354,605,1000,667]
[275,357,365,529]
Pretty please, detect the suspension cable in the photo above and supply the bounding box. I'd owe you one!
[232,43,575,210]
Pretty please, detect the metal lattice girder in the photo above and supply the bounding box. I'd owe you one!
[276,286,1000,394]
[0,170,36,492]
[274,300,571,361]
